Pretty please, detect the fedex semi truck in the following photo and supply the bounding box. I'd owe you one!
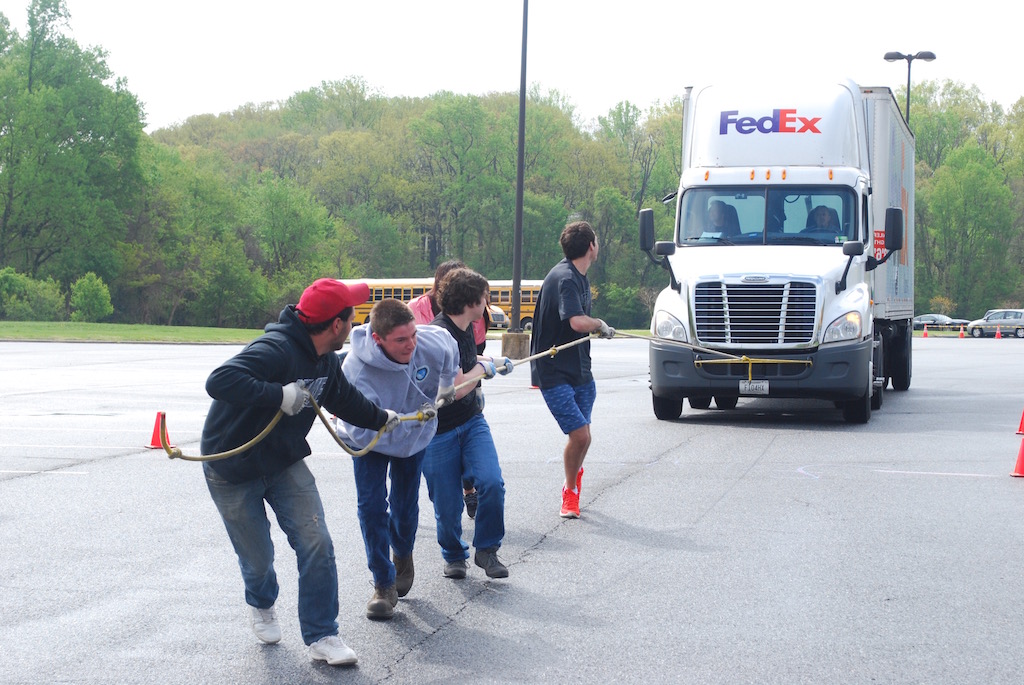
[639,81,914,423]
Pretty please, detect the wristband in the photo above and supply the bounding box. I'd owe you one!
[477,360,488,374]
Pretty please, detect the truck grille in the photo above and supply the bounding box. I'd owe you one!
[694,281,817,344]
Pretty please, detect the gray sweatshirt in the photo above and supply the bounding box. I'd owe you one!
[338,323,459,458]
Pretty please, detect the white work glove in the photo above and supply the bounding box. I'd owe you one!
[477,360,497,379]
[435,385,456,407]
[597,320,616,339]
[493,356,515,375]
[280,381,306,416]
[382,409,401,433]
[418,403,438,422]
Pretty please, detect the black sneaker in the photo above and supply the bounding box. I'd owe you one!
[464,490,478,519]
[473,547,509,578]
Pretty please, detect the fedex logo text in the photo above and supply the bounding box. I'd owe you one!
[719,109,822,135]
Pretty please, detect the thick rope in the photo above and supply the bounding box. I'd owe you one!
[160,391,435,462]
[160,332,608,462]
[612,330,813,380]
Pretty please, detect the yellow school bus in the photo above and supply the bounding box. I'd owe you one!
[344,278,510,330]
[487,279,544,330]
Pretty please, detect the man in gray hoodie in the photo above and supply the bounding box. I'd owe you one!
[337,299,493,620]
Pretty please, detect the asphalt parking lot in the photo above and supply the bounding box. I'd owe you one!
[2,336,1024,684]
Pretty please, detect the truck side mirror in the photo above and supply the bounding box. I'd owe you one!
[884,207,904,251]
[639,208,655,252]
[842,240,864,257]
[655,241,676,256]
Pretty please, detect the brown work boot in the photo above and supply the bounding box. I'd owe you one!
[393,554,414,597]
[365,584,398,620]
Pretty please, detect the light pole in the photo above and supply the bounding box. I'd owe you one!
[884,51,936,124]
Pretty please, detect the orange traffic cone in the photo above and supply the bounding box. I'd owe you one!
[959,325,965,338]
[146,411,175,449]
[922,324,928,338]
[996,326,1002,339]
[1012,438,1024,477]
[1017,409,1024,435]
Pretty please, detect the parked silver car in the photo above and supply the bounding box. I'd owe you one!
[966,309,1024,338]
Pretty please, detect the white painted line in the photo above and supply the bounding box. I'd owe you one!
[0,445,120,449]
[0,470,88,475]
[873,469,1000,478]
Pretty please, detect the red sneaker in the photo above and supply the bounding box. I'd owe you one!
[576,467,584,495]
[560,486,580,518]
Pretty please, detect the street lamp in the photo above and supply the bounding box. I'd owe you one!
[884,51,936,124]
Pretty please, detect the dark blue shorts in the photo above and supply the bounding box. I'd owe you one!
[540,381,596,435]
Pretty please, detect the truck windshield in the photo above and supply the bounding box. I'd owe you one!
[677,187,857,246]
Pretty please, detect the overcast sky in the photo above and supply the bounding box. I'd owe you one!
[1,0,1018,132]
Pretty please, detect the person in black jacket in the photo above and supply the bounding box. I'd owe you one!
[201,278,399,668]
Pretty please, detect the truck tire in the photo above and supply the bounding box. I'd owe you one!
[688,395,712,410]
[871,335,884,410]
[842,377,872,424]
[890,323,912,392]
[652,394,683,420]
[714,395,739,410]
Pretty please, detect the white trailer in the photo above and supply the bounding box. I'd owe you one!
[639,80,914,423]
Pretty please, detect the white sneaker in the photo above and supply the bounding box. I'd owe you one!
[309,634,358,666]
[250,605,281,644]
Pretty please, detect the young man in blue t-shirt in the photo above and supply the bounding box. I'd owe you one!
[530,221,615,518]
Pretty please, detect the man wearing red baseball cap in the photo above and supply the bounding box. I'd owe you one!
[201,278,400,668]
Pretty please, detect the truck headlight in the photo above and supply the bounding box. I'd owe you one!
[822,311,862,344]
[654,311,688,342]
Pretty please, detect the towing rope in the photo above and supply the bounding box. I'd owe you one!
[159,332,601,463]
[613,330,813,381]
[159,391,436,462]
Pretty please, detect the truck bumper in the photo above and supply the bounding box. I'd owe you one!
[649,338,871,402]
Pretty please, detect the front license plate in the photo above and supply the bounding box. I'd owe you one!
[739,380,769,395]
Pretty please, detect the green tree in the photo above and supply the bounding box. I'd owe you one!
[408,94,501,267]
[921,143,1015,316]
[69,272,113,322]
[0,266,64,320]
[0,0,144,284]
[242,173,334,279]
[186,234,268,328]
[596,101,657,214]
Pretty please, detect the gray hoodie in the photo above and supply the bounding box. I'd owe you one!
[338,323,459,458]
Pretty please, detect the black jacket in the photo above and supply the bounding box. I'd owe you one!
[201,306,386,483]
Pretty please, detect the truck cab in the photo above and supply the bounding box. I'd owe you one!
[639,81,914,424]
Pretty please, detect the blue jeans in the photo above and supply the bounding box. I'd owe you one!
[203,459,337,645]
[422,413,505,562]
[352,448,426,587]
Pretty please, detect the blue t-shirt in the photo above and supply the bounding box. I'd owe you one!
[530,258,592,388]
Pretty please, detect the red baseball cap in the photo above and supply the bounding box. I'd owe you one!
[296,279,370,324]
